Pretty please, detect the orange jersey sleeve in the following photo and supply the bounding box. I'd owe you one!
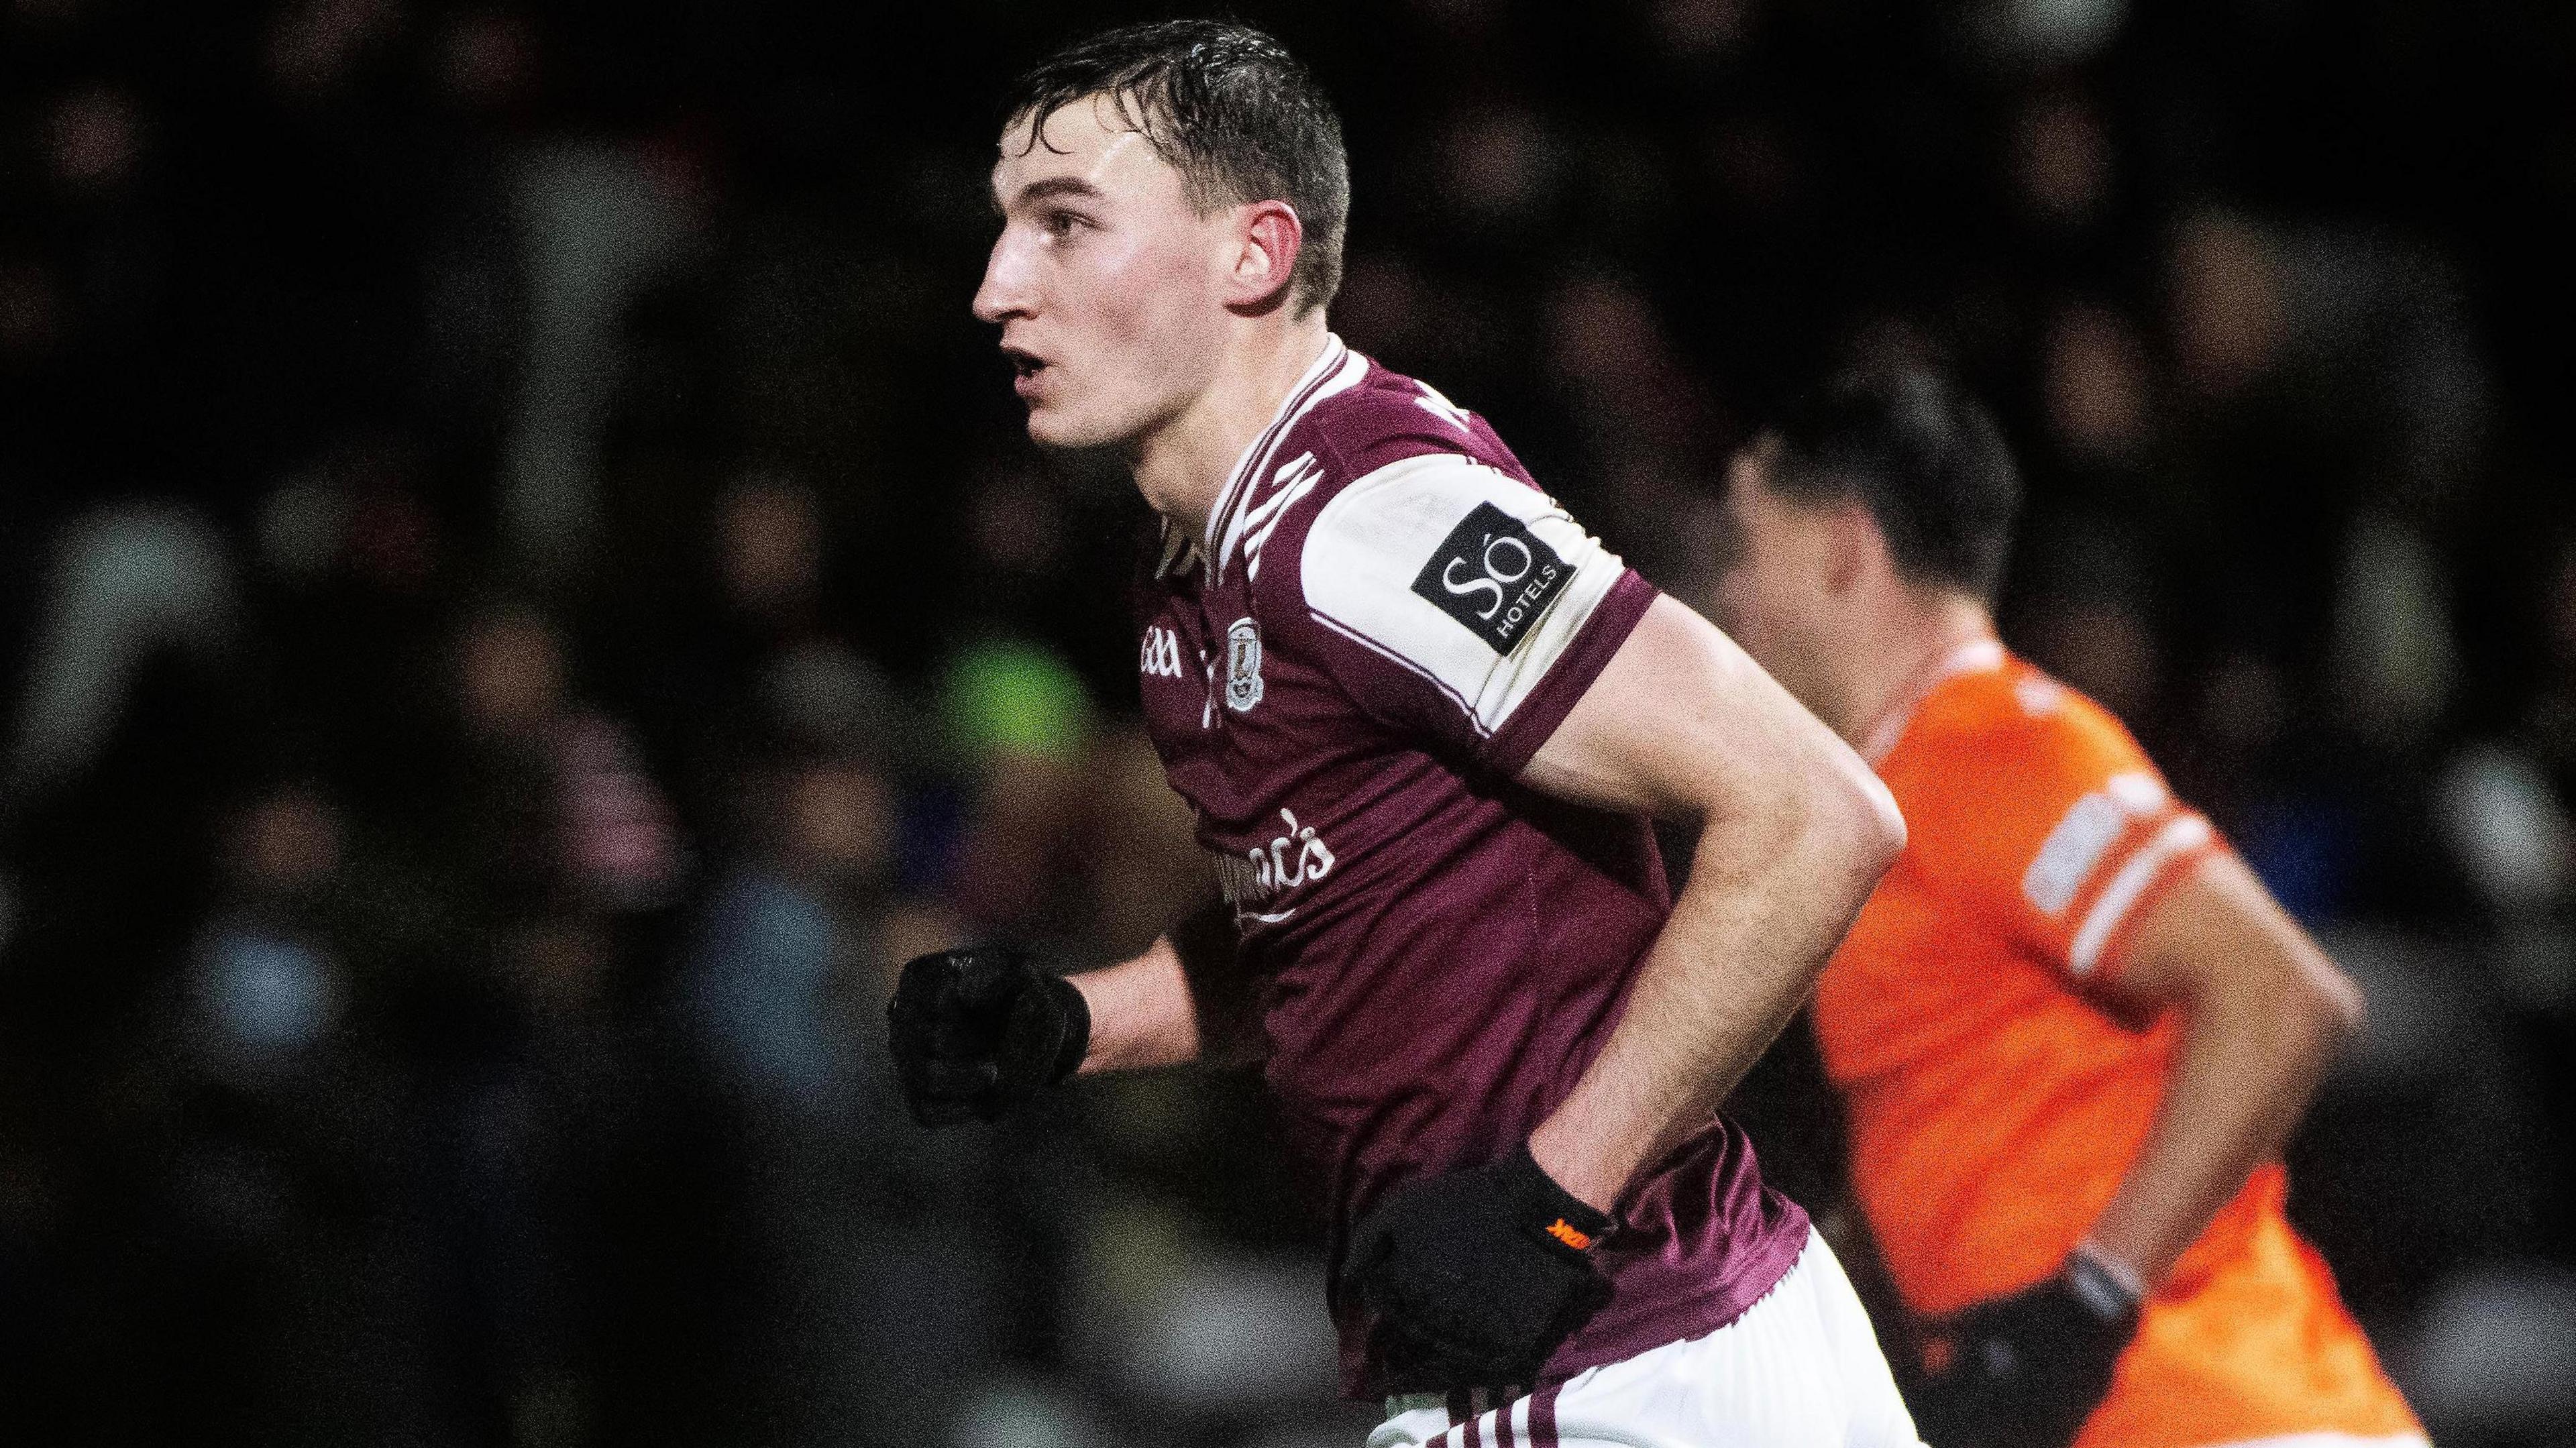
[1900,666,2221,990]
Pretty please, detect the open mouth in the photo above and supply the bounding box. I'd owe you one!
[1003,345,1046,381]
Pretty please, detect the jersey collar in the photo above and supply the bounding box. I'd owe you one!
[1861,637,2005,764]
[1201,332,1350,553]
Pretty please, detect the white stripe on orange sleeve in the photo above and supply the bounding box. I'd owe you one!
[2183,1435,2430,1448]
[2068,814,2214,977]
[2023,770,2172,916]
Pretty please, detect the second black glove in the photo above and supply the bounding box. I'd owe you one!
[1342,1144,1615,1391]
[1909,1249,2142,1448]
[886,944,1090,1126]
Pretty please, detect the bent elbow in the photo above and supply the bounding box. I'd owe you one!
[1857,767,1907,867]
[2256,952,2365,1060]
[2309,958,2367,1046]
[1803,753,1904,893]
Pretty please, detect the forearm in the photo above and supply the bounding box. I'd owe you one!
[1513,593,1902,1211]
[1069,903,1261,1074]
[1069,940,1201,1074]
[1530,807,1888,1211]
[2083,975,2345,1286]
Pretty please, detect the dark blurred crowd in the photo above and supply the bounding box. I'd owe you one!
[2,1,2573,1445]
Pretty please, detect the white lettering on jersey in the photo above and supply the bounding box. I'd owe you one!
[1301,453,1625,738]
[1415,503,1571,653]
[1140,625,1187,679]
[1210,807,1337,924]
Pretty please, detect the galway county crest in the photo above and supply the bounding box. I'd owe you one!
[1225,617,1265,713]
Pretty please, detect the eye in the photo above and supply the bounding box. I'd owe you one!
[1044,209,1091,239]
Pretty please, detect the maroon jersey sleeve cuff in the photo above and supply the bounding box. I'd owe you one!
[1477,569,1659,777]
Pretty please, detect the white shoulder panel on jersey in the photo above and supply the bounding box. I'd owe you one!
[1301,452,1627,737]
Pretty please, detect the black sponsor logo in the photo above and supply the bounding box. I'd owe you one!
[1409,502,1571,655]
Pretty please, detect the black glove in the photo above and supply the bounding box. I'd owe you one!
[1342,1144,1615,1391]
[886,944,1089,1126]
[1909,1249,2143,1448]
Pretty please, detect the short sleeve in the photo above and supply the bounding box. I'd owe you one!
[1297,453,1654,772]
[1902,689,2227,983]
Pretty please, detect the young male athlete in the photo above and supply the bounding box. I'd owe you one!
[886,20,1922,1447]
[1701,369,2426,1448]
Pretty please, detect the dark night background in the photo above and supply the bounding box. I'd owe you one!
[1,1,2573,1443]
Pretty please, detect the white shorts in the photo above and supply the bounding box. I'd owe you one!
[1370,1229,1923,1448]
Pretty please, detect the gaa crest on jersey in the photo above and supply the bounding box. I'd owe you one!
[1410,502,1572,655]
[1224,617,1265,712]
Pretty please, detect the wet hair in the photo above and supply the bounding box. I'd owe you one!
[1761,368,2021,602]
[1002,19,1349,317]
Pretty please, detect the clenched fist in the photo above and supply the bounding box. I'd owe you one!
[886,944,1091,1125]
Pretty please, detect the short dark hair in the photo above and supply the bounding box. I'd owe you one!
[1760,368,2021,602]
[1002,19,1349,317]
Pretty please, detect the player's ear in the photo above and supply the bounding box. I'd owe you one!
[1224,199,1303,313]
[1821,500,1880,599]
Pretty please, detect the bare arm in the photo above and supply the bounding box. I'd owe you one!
[2078,852,2364,1287]
[1519,596,1905,1211]
[1069,901,1265,1074]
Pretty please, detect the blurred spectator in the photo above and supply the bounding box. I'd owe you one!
[441,599,678,915]
[190,783,349,1082]
[2010,89,2116,235]
[2161,208,2488,728]
[4,504,237,808]
[501,140,703,577]
[2514,526,2576,803]
[1959,0,2128,69]
[1081,726,1205,958]
[678,723,1008,1443]
[939,638,1097,939]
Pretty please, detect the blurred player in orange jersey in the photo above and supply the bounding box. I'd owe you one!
[1699,368,2426,1448]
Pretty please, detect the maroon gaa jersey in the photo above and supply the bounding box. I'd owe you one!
[1133,336,1811,1398]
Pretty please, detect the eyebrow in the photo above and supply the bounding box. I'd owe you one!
[996,175,1106,215]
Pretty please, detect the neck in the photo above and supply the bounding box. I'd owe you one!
[1833,588,1996,750]
[1128,315,1332,539]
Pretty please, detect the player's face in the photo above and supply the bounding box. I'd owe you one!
[973,97,1236,451]
[1707,447,1842,712]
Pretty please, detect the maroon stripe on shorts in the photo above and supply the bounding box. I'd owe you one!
[1529,1384,1560,1448]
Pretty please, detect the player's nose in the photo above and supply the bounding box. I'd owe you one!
[972,230,1036,325]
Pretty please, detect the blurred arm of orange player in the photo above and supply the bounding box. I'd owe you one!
[2077,852,2366,1289]
[1071,899,1267,1072]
